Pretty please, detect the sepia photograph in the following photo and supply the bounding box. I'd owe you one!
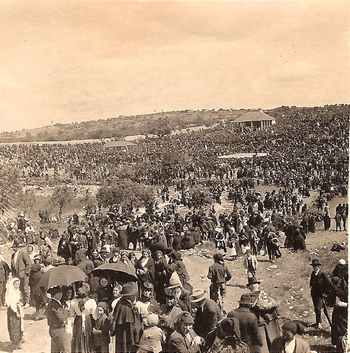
[0,1,348,352]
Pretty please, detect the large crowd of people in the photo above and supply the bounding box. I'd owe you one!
[0,104,348,352]
[1,192,347,353]
[0,106,348,193]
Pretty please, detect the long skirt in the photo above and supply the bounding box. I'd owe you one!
[71,315,92,353]
[7,307,23,344]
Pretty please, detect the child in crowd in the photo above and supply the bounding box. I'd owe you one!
[92,302,110,353]
[244,250,258,278]
[138,313,164,353]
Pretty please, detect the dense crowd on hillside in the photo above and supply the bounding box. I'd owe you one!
[2,196,348,353]
[0,105,348,352]
[0,105,348,195]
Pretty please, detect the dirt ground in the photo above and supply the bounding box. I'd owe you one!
[0,188,347,353]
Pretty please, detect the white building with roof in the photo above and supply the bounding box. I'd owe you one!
[233,111,276,131]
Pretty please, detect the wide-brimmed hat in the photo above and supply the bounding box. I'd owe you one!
[120,282,138,296]
[247,277,260,286]
[190,289,207,303]
[239,293,252,305]
[310,259,321,266]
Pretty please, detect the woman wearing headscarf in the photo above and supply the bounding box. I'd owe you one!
[135,249,155,286]
[57,232,71,263]
[91,275,113,309]
[154,250,168,304]
[5,278,24,349]
[69,285,97,353]
[166,250,192,294]
[91,301,110,353]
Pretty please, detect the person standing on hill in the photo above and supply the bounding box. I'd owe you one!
[227,293,263,353]
[207,253,232,305]
[323,212,331,231]
[5,278,24,350]
[10,240,31,306]
[335,212,342,232]
[190,289,223,340]
[46,286,70,353]
[246,277,281,353]
[0,251,10,307]
[309,259,333,329]
[243,250,258,278]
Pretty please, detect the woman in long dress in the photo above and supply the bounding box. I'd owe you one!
[70,285,97,353]
[109,283,123,353]
[5,277,23,349]
[135,249,155,286]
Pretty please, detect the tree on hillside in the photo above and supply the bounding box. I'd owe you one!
[0,166,23,211]
[96,181,155,210]
[80,194,97,215]
[161,151,191,168]
[147,118,172,137]
[20,190,36,217]
[50,185,74,220]
[114,164,136,181]
[188,185,213,210]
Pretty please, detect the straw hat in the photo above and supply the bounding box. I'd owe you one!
[190,289,207,303]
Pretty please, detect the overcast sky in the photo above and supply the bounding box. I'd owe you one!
[0,0,349,133]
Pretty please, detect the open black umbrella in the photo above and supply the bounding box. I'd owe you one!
[37,265,87,291]
[91,262,137,284]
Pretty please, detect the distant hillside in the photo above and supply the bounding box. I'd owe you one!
[0,105,346,142]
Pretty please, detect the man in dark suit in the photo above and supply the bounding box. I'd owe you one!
[46,286,69,353]
[309,258,332,328]
[246,277,281,353]
[168,311,203,353]
[11,240,31,306]
[228,293,263,353]
[190,289,223,339]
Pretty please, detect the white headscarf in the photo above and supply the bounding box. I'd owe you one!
[5,277,21,312]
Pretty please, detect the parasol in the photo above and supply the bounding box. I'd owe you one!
[91,262,138,284]
[37,265,87,291]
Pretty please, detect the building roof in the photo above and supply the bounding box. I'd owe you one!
[233,111,275,123]
[218,153,268,159]
[104,140,136,148]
